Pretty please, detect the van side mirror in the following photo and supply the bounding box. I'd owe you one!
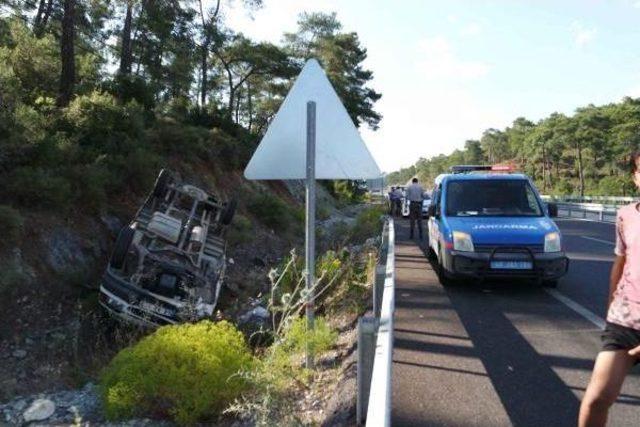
[428,204,437,218]
[547,203,558,218]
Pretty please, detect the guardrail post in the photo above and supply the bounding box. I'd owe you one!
[357,316,378,425]
[599,208,604,221]
[373,264,386,318]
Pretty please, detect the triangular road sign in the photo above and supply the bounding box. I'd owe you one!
[244,59,381,180]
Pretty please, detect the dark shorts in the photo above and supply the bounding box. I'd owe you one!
[601,322,640,359]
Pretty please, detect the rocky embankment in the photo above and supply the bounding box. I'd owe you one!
[0,383,170,426]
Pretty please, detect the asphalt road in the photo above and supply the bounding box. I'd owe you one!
[391,218,640,427]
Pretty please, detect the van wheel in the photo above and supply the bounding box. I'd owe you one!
[153,169,173,198]
[110,227,135,269]
[436,250,455,287]
[221,199,237,225]
[542,280,558,288]
[427,245,437,260]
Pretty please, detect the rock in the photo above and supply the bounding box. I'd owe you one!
[45,227,95,274]
[229,257,235,265]
[25,337,34,346]
[238,305,270,324]
[364,237,377,248]
[251,306,270,320]
[13,399,27,412]
[12,349,27,359]
[23,399,55,422]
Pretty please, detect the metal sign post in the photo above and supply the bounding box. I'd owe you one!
[243,59,382,370]
[305,101,316,369]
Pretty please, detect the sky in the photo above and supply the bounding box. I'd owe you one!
[222,0,640,173]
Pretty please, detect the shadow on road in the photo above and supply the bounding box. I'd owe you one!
[394,219,584,426]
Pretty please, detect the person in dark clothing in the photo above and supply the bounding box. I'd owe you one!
[406,178,425,239]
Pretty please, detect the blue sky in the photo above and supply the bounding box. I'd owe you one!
[225,0,640,172]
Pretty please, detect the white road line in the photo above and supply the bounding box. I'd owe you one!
[580,236,615,246]
[544,289,606,329]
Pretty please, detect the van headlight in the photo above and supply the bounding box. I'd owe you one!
[544,232,561,252]
[453,231,474,252]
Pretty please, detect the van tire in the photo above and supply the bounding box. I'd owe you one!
[427,245,437,260]
[436,249,455,287]
[153,169,173,198]
[221,199,237,225]
[110,227,135,269]
[542,280,558,288]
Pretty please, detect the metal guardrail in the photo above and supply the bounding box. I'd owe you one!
[554,202,618,223]
[357,218,395,426]
[541,195,636,205]
[540,195,627,223]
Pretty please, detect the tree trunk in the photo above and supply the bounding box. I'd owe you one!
[34,0,54,37]
[576,142,585,197]
[119,0,133,75]
[33,0,46,31]
[235,88,242,124]
[247,81,253,132]
[227,70,235,121]
[57,0,76,107]
[198,0,219,107]
[200,35,210,106]
[541,142,547,192]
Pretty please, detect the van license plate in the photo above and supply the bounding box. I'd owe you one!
[140,301,173,317]
[490,261,532,270]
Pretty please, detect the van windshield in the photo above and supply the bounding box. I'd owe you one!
[445,179,543,217]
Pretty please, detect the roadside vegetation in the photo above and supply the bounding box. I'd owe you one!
[0,1,384,417]
[387,99,640,196]
[100,321,253,425]
[99,206,384,425]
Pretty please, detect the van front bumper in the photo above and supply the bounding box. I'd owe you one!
[444,249,569,281]
[99,268,180,327]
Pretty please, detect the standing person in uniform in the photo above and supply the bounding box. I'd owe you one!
[388,187,397,215]
[406,178,425,239]
[579,152,640,427]
[393,186,404,217]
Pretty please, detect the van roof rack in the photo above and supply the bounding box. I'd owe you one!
[450,165,515,174]
[450,165,492,174]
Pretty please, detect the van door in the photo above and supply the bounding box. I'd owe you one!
[428,184,442,255]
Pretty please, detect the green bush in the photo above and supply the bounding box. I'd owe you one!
[257,316,337,392]
[64,91,144,153]
[209,128,253,170]
[146,119,210,163]
[100,320,253,425]
[227,214,253,245]
[6,166,72,208]
[551,178,574,196]
[0,204,23,245]
[597,175,629,196]
[351,206,385,243]
[282,316,337,356]
[2,21,59,101]
[108,148,161,194]
[317,204,332,221]
[246,192,292,232]
[325,180,367,205]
